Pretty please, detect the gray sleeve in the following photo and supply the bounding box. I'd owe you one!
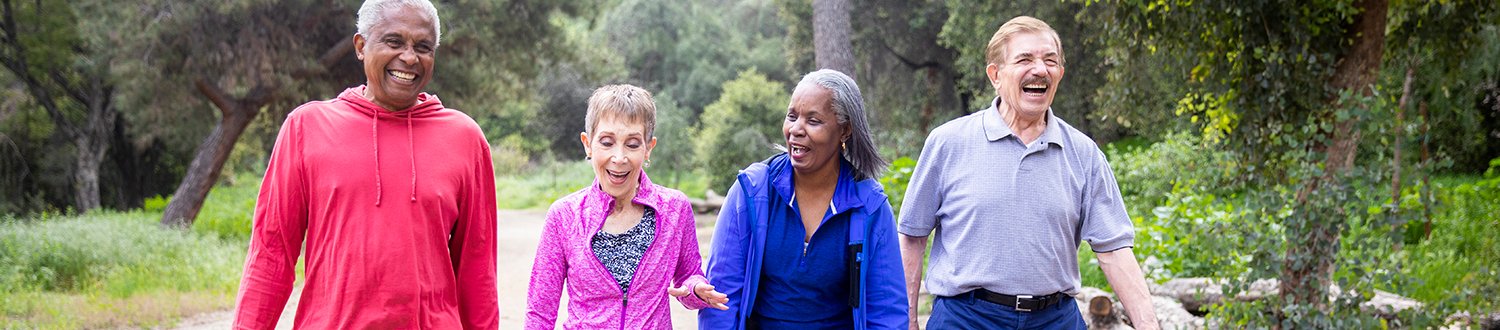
[1081,148,1135,252]
[897,131,946,237]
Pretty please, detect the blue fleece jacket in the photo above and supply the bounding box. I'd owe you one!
[699,153,908,330]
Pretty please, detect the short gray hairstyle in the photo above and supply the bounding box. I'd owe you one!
[356,0,442,47]
[796,69,887,180]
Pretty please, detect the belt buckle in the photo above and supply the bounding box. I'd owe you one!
[1014,295,1033,312]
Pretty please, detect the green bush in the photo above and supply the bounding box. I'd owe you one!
[692,69,789,193]
[880,157,916,215]
[1399,161,1500,314]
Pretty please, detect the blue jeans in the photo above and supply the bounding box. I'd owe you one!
[926,292,1086,330]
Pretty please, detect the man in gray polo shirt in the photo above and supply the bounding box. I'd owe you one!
[897,16,1159,330]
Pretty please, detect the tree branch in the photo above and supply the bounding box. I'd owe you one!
[194,79,236,116]
[881,41,944,71]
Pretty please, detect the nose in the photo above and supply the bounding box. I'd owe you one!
[609,147,629,164]
[786,118,806,137]
[399,46,418,64]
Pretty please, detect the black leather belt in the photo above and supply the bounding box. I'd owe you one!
[964,289,1068,312]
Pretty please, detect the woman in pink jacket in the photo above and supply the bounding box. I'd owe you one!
[526,85,730,329]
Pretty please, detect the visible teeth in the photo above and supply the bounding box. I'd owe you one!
[389,70,415,81]
[1024,84,1047,89]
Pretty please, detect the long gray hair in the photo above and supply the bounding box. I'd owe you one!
[356,0,442,47]
[795,69,887,180]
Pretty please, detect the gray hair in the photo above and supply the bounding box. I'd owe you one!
[356,0,442,47]
[795,69,887,180]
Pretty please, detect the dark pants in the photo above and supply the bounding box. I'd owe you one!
[926,292,1086,330]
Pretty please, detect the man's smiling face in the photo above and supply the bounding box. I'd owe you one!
[990,32,1064,117]
[354,5,436,111]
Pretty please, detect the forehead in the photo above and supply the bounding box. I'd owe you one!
[789,84,833,111]
[592,113,649,135]
[371,6,436,39]
[1006,32,1058,57]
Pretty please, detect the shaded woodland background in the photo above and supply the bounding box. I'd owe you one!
[2,0,1499,328]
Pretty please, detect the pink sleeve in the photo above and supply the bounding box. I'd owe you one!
[670,198,712,310]
[451,137,499,329]
[232,112,309,330]
[525,203,571,329]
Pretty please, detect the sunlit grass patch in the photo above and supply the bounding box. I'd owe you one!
[0,211,244,328]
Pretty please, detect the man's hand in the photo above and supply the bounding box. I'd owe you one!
[669,283,730,310]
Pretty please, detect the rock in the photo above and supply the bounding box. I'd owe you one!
[1075,286,1205,330]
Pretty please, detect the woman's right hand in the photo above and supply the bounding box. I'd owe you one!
[668,282,730,310]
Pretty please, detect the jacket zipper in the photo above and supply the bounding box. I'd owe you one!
[589,200,663,330]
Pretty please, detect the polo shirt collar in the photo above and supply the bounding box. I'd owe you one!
[981,97,1067,149]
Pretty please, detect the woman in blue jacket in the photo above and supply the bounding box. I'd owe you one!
[700,69,907,330]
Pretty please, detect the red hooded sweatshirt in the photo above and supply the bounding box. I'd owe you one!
[233,86,498,329]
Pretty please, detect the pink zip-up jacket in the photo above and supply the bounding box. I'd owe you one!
[526,172,711,329]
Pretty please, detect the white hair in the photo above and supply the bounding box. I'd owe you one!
[356,0,442,47]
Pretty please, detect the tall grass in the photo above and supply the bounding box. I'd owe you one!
[0,211,246,328]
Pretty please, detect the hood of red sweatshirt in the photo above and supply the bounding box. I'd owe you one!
[336,85,450,206]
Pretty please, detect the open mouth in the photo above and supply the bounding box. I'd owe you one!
[1021,83,1048,95]
[606,169,630,182]
[388,70,417,83]
[788,144,810,157]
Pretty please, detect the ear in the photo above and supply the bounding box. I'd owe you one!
[578,132,591,158]
[644,136,658,162]
[353,34,367,61]
[985,63,1002,93]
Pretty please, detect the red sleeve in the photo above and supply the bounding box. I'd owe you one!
[232,111,309,330]
[450,135,499,329]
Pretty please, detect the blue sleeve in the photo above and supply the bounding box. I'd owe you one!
[865,199,910,330]
[700,179,750,329]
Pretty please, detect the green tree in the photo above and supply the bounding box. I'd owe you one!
[1088,0,1499,325]
[120,0,598,227]
[0,0,118,212]
[692,69,788,191]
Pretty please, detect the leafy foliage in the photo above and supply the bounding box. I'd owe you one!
[692,69,789,191]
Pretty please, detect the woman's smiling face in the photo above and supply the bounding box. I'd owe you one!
[582,114,656,201]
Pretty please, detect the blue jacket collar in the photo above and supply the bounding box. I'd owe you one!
[766,153,866,216]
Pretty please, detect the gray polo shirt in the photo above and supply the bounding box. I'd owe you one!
[897,99,1134,297]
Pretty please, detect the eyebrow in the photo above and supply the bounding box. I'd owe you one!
[1012,51,1059,60]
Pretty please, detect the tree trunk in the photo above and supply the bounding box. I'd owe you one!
[161,80,273,228]
[1280,0,1388,316]
[812,0,855,79]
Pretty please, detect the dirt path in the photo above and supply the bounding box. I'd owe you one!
[175,209,715,329]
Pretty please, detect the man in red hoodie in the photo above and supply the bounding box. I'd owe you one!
[232,0,498,328]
